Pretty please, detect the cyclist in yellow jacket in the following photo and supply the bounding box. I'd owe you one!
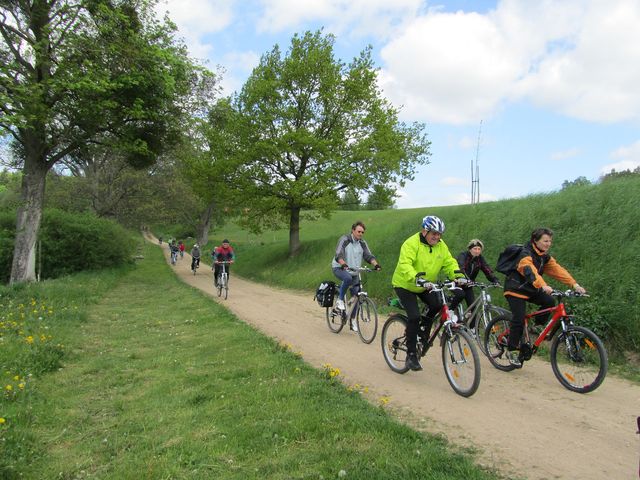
[392,215,465,371]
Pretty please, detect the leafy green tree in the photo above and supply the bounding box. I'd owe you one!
[235,30,430,256]
[365,184,397,210]
[179,98,245,245]
[339,190,361,210]
[561,176,591,190]
[0,0,201,283]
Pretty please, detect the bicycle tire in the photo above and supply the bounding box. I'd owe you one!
[356,297,378,344]
[222,274,228,300]
[474,306,510,356]
[216,274,222,297]
[381,314,410,374]
[326,306,346,333]
[483,315,518,372]
[441,328,481,397]
[550,325,608,393]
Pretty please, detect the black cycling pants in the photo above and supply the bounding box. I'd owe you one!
[394,287,443,354]
[506,291,555,349]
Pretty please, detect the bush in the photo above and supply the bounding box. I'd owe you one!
[0,209,136,283]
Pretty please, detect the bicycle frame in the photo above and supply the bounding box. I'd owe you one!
[416,282,463,355]
[524,302,568,349]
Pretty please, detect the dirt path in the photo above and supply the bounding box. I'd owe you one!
[152,237,639,480]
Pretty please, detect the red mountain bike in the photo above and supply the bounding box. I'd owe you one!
[483,290,607,393]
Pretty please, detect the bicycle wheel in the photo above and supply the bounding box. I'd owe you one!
[216,274,222,297]
[442,328,481,397]
[356,297,378,344]
[484,315,518,372]
[550,325,608,393]
[222,274,228,300]
[381,314,410,374]
[326,305,346,333]
[474,306,510,356]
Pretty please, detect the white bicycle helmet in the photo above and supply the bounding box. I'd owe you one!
[422,215,445,234]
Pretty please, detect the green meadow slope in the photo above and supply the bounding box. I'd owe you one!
[223,175,640,354]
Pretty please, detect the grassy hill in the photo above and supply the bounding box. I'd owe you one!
[215,175,640,355]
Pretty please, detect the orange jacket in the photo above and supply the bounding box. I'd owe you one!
[504,242,576,300]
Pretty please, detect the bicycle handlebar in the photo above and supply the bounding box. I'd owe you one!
[466,281,503,289]
[551,290,589,298]
[346,266,375,273]
[214,260,232,264]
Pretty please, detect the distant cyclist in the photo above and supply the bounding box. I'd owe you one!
[169,239,179,265]
[391,215,465,371]
[191,243,201,271]
[331,221,381,313]
[212,239,235,286]
[179,240,185,258]
[449,238,500,322]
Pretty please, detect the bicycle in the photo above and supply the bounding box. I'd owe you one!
[191,256,200,275]
[451,282,509,356]
[326,267,378,344]
[381,278,481,397]
[214,261,230,299]
[483,290,607,393]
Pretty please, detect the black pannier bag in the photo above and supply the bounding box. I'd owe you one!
[314,280,336,308]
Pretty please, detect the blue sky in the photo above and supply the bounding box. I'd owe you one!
[157,0,640,208]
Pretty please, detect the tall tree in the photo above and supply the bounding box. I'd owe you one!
[0,0,199,283]
[235,30,430,256]
[365,184,397,210]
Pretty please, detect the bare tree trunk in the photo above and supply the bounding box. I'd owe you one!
[197,200,216,245]
[10,159,48,284]
[288,205,301,257]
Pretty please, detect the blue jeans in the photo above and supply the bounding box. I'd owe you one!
[332,267,359,300]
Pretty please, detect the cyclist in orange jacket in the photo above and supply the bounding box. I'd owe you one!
[504,228,586,357]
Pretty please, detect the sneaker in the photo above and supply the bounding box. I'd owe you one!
[406,352,423,371]
[350,320,359,332]
[506,346,523,368]
[336,299,346,311]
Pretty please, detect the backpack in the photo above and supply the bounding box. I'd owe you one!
[314,281,336,308]
[495,244,526,275]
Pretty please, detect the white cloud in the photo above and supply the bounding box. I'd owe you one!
[441,176,467,186]
[550,148,580,161]
[256,0,423,37]
[601,140,640,173]
[379,0,640,125]
[156,0,235,60]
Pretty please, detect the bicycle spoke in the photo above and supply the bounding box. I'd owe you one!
[550,326,608,393]
[356,297,378,344]
[442,329,480,397]
[381,315,409,373]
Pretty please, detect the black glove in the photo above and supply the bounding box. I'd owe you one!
[374,264,381,271]
[341,263,349,270]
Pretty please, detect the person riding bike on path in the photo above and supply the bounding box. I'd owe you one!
[179,240,185,258]
[331,221,381,331]
[504,227,586,362]
[190,243,201,271]
[212,239,236,286]
[169,239,179,264]
[391,215,466,371]
[449,238,500,326]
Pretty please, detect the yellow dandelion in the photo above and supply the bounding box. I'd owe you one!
[13,376,19,381]
[0,418,6,424]
[26,336,34,344]
[18,383,25,389]
[379,396,390,405]
[5,385,12,391]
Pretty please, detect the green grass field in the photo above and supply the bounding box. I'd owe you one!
[1,242,500,479]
